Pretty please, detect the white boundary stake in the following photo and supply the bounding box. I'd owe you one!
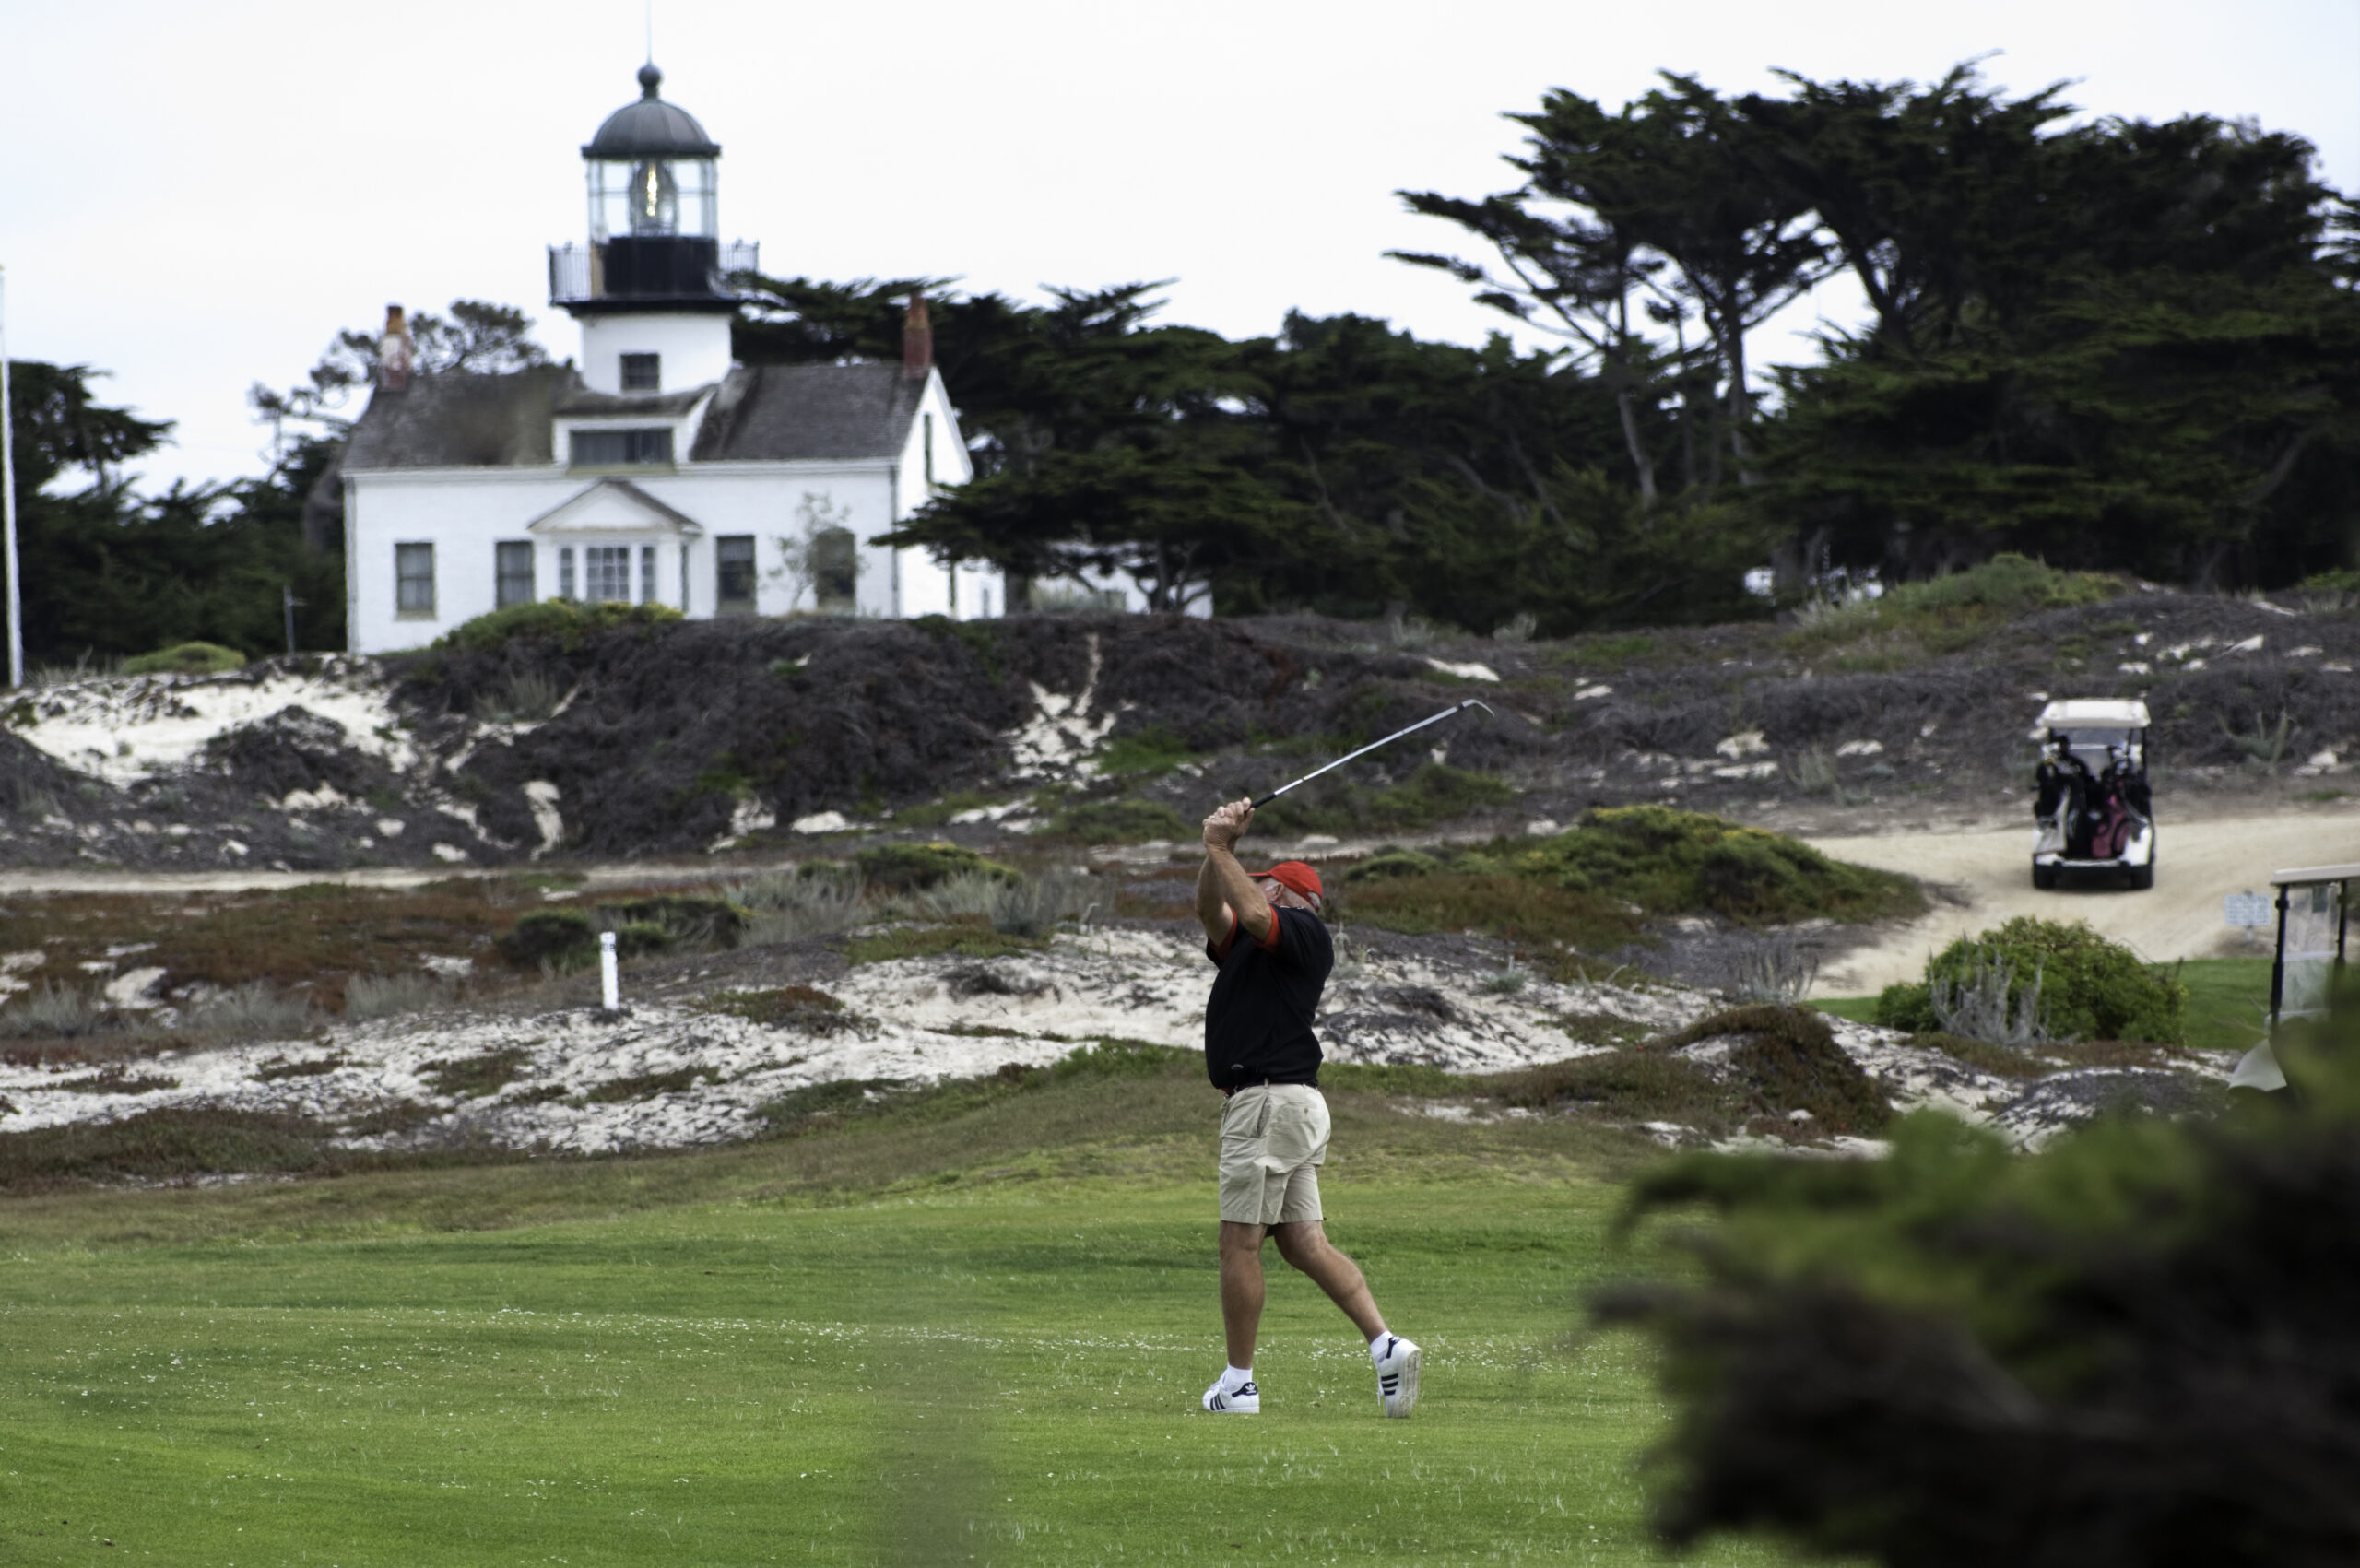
[599,930,620,1011]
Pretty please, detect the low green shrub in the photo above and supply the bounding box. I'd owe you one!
[496,909,596,967]
[1341,849,1444,884]
[610,921,673,959]
[1050,798,1192,844]
[1923,917,2186,1043]
[1872,980,1938,1032]
[419,1048,532,1099]
[596,894,749,949]
[695,985,846,1029]
[843,918,1047,965]
[1502,1053,1745,1132]
[437,600,681,654]
[124,641,246,677]
[0,1108,331,1188]
[1880,552,2119,618]
[855,841,1018,891]
[1661,1005,1892,1137]
[1341,870,1643,949]
[583,1067,702,1102]
[1511,807,1922,925]
[1257,763,1516,836]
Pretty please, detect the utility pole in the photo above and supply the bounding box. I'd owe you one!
[283,584,302,655]
[1,265,21,689]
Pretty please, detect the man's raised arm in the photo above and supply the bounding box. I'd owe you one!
[1198,798,1274,947]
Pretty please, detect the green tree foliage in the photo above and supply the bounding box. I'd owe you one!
[1403,62,2360,592]
[5,363,345,663]
[740,276,1747,632]
[1601,997,2360,1564]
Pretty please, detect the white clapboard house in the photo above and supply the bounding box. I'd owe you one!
[339,65,1001,654]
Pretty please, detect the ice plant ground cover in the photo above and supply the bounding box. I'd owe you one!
[0,1068,1791,1567]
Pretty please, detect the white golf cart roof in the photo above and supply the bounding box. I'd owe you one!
[2036,699,2151,729]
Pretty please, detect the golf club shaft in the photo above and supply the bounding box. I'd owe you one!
[1249,699,1495,809]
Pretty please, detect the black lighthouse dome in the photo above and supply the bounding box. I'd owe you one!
[582,65,721,160]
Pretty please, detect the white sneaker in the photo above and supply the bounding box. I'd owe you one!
[1201,1376,1260,1414]
[1373,1335,1421,1418]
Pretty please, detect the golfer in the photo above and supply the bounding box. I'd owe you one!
[1194,796,1420,1418]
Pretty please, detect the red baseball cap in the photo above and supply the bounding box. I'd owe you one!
[1252,861,1324,907]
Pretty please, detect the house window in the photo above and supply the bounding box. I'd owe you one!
[569,427,674,467]
[495,541,534,607]
[584,546,632,604]
[395,543,435,616]
[640,545,656,605]
[715,536,756,616]
[923,412,935,489]
[678,544,690,613]
[558,547,575,599]
[620,353,660,392]
[813,527,857,612]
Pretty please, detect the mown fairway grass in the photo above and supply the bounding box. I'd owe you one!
[0,1069,1786,1566]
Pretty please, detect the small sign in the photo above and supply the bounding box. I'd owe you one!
[2224,891,2273,928]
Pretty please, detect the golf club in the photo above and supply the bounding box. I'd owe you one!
[1248,699,1496,809]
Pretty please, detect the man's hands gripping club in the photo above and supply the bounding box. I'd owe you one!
[1197,798,1280,947]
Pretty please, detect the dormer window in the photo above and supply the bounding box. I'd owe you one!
[571,427,674,467]
[620,353,661,392]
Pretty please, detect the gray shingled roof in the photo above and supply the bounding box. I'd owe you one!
[552,383,711,419]
[345,367,573,469]
[690,363,925,463]
[344,361,924,471]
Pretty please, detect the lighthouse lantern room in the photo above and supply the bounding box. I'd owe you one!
[548,64,755,395]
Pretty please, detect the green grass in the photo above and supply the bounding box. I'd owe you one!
[1808,996,1879,1024]
[2175,956,2272,1054]
[0,1065,1781,1566]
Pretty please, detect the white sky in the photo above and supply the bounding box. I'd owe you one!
[4,0,2355,493]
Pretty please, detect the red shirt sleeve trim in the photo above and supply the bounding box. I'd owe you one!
[1252,907,1283,951]
[1208,907,1239,961]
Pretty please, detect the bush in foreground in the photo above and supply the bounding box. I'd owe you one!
[1599,1000,2360,1566]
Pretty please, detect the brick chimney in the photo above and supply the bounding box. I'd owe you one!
[379,304,415,392]
[902,293,933,380]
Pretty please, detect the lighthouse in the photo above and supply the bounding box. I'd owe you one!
[548,64,755,395]
[338,64,997,654]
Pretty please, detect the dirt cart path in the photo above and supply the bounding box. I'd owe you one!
[1806,808,2360,996]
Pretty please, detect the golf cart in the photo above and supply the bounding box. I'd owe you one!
[2031,699,2155,890]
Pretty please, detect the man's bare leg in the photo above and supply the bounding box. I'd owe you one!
[1219,1220,1270,1367]
[1272,1220,1386,1341]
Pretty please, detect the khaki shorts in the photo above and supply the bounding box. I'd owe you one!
[1218,1084,1329,1227]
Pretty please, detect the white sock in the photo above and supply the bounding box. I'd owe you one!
[1221,1363,1254,1392]
[1369,1332,1396,1365]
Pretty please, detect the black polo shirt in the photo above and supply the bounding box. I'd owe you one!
[1203,904,1333,1091]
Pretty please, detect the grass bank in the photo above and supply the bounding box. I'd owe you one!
[0,1063,1782,1566]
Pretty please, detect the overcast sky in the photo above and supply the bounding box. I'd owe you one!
[4,0,2354,493]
